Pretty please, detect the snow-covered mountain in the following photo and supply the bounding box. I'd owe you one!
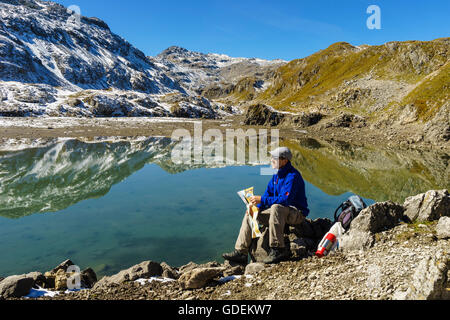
[0,0,285,118]
[0,0,225,118]
[150,46,286,94]
[0,0,182,93]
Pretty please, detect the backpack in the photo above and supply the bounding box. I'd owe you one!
[334,195,367,231]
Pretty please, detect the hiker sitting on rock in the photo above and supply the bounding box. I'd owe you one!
[223,147,309,265]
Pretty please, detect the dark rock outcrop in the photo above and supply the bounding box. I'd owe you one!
[243,104,285,126]
[243,104,323,128]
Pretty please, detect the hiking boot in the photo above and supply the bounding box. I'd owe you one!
[222,250,248,264]
[262,247,288,264]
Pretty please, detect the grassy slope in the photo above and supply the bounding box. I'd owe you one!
[227,38,449,121]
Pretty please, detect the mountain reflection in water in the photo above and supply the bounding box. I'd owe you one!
[0,137,448,219]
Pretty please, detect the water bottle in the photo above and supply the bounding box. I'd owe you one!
[315,222,344,258]
[315,233,337,257]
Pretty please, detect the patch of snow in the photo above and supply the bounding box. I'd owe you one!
[24,287,60,299]
[135,277,176,285]
[218,274,254,284]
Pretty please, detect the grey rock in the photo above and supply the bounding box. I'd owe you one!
[339,201,404,251]
[350,201,405,233]
[340,230,375,252]
[404,189,450,222]
[393,251,449,300]
[436,216,450,239]
[0,275,34,299]
[25,272,46,288]
[50,259,76,274]
[81,268,97,289]
[178,261,221,275]
[178,267,225,290]
[161,262,179,280]
[93,261,162,289]
[245,263,266,275]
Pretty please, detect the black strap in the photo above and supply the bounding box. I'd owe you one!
[334,203,344,222]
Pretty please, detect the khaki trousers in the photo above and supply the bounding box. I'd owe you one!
[235,204,306,254]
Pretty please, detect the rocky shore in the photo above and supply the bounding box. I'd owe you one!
[1,189,449,301]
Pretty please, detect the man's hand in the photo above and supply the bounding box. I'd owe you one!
[249,196,262,206]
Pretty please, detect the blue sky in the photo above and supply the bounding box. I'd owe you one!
[52,0,450,61]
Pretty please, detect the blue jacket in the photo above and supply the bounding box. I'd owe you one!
[257,162,309,216]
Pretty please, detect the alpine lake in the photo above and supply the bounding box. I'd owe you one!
[0,136,448,278]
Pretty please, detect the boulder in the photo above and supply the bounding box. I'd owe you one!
[393,251,449,300]
[93,261,163,289]
[178,267,225,290]
[54,269,70,291]
[178,261,221,275]
[161,262,179,280]
[403,190,450,222]
[25,272,46,288]
[245,263,266,275]
[81,268,97,289]
[340,230,375,252]
[47,267,97,291]
[349,201,405,234]
[50,259,75,274]
[436,216,450,239]
[0,275,34,299]
[339,202,404,252]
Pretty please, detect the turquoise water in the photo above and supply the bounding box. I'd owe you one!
[0,137,447,278]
